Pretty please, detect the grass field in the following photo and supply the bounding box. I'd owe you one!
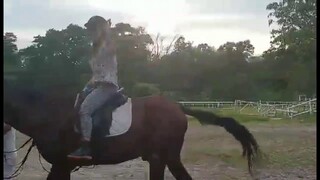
[13,108,316,179]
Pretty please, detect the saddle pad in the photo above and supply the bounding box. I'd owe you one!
[105,98,132,137]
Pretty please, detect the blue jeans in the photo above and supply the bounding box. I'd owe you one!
[79,85,117,140]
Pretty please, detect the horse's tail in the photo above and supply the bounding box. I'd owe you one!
[179,105,260,175]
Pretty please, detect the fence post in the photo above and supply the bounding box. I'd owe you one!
[309,100,312,114]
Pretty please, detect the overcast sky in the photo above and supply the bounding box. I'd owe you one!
[4,0,275,55]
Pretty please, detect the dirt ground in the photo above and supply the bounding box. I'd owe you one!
[11,120,316,180]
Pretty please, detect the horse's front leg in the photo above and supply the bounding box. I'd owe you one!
[47,163,71,180]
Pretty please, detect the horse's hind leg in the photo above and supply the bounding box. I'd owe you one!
[167,158,192,180]
[166,136,192,180]
[149,153,166,180]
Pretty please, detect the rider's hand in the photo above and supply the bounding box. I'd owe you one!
[82,85,93,95]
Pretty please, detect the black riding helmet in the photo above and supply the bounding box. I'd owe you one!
[84,16,111,31]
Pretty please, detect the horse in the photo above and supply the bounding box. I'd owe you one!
[4,80,261,180]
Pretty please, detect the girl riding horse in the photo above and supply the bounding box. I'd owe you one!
[68,16,118,160]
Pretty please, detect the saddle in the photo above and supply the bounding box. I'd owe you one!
[74,87,128,139]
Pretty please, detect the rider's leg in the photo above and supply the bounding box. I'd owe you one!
[68,86,116,159]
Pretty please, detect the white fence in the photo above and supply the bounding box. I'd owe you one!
[179,98,317,118]
[179,101,235,109]
[287,98,317,118]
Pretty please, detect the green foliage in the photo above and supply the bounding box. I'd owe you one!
[263,0,316,98]
[266,0,316,56]
[131,83,160,97]
[4,2,316,100]
[4,32,20,70]
[16,24,90,90]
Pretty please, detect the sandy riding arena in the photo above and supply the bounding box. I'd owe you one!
[14,110,316,180]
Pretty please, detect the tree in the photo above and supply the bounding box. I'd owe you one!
[112,23,154,93]
[264,0,316,97]
[218,40,254,59]
[150,33,178,61]
[265,0,316,62]
[7,16,315,101]
[4,32,19,68]
[173,36,193,53]
[18,24,91,90]
[131,83,160,97]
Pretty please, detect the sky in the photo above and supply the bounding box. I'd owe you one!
[4,0,275,55]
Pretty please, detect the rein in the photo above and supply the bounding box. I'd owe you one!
[3,137,33,153]
[38,152,50,173]
[4,139,35,179]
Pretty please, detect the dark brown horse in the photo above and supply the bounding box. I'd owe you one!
[4,80,261,180]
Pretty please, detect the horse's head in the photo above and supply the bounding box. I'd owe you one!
[85,15,112,43]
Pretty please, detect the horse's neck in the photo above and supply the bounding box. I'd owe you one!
[5,81,79,149]
[19,112,78,152]
[17,95,76,141]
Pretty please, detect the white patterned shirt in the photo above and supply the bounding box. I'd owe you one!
[89,42,118,87]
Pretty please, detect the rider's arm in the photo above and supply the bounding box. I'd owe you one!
[106,39,116,55]
[83,78,95,93]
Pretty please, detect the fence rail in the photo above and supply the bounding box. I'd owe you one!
[287,98,317,118]
[178,101,235,109]
[179,98,317,118]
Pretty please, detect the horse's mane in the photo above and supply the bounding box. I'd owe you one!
[4,79,77,105]
[4,79,77,129]
[4,79,45,104]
